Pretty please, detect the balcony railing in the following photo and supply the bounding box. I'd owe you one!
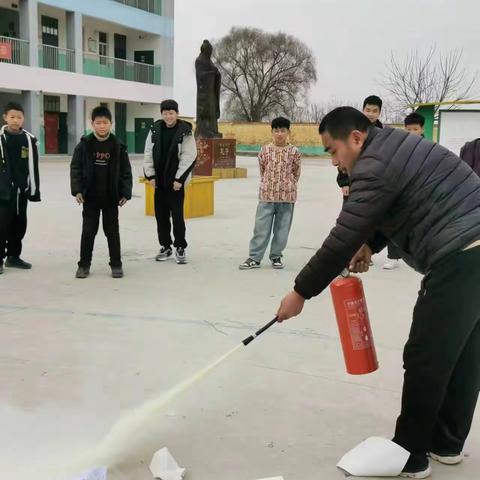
[83,52,161,85]
[113,0,162,15]
[39,44,75,72]
[0,36,29,66]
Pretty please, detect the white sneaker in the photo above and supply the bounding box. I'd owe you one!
[239,258,260,270]
[156,247,173,262]
[175,248,187,264]
[429,452,464,465]
[399,466,432,479]
[383,259,400,270]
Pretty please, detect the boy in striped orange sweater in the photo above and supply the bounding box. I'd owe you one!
[240,117,301,270]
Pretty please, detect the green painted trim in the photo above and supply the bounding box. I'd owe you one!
[299,146,326,156]
[415,105,435,141]
[83,58,114,78]
[237,144,326,156]
[83,58,161,85]
[154,65,162,85]
[38,51,73,72]
[126,131,135,153]
[39,126,45,155]
[237,144,263,152]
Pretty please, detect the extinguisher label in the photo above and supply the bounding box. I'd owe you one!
[344,298,373,351]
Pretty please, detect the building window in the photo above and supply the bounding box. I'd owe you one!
[98,32,108,65]
[114,0,162,16]
[44,95,60,113]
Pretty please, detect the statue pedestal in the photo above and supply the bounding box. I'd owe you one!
[195,138,245,179]
[140,177,216,219]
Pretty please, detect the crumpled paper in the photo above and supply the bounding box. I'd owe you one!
[71,467,107,480]
[150,447,186,480]
[337,437,410,477]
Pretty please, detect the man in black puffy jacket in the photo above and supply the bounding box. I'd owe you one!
[277,107,480,478]
[460,138,480,176]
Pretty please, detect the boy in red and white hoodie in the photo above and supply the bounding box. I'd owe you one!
[240,117,301,270]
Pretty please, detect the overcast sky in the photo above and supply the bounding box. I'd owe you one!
[174,0,480,118]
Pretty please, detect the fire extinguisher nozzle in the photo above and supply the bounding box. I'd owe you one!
[241,317,279,346]
[242,335,254,346]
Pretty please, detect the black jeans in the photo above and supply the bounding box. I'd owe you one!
[393,246,480,455]
[387,242,401,260]
[79,198,121,267]
[0,193,28,261]
[154,188,187,249]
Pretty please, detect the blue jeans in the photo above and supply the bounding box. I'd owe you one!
[249,202,295,263]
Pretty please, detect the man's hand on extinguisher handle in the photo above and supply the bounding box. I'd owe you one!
[277,290,306,322]
[349,244,373,273]
[277,244,373,322]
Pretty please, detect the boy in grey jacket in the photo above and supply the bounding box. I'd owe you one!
[143,100,197,264]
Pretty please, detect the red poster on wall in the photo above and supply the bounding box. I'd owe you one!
[0,42,12,61]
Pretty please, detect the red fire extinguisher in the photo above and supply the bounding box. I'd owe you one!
[330,271,378,375]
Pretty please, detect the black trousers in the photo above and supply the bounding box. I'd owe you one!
[79,198,121,267]
[154,188,187,249]
[387,242,401,260]
[0,193,28,261]
[393,246,480,455]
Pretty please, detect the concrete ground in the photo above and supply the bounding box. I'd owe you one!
[1,156,479,480]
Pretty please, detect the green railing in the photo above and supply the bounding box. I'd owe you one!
[39,44,75,72]
[83,53,162,85]
[113,0,162,15]
[0,36,29,66]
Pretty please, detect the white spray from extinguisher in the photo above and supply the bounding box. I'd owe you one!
[28,319,279,480]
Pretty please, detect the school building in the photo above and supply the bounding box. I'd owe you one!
[0,0,174,155]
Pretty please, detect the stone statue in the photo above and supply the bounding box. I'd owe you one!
[195,40,222,138]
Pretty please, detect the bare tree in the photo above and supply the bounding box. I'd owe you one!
[381,47,476,112]
[381,104,406,125]
[295,98,360,123]
[301,103,327,123]
[213,27,317,122]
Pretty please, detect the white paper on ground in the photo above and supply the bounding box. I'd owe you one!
[256,477,285,480]
[337,437,410,477]
[150,447,186,480]
[70,467,107,480]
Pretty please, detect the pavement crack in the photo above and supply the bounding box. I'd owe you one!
[203,320,228,336]
[251,363,401,394]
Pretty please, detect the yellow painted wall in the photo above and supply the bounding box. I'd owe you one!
[218,122,408,147]
[179,117,322,147]
[219,122,322,147]
[179,118,428,148]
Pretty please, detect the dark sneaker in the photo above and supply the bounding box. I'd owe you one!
[0,261,4,274]
[429,451,464,465]
[400,454,432,478]
[5,256,32,269]
[271,257,284,269]
[156,247,173,262]
[239,258,261,270]
[175,248,187,264]
[111,266,124,278]
[75,266,90,279]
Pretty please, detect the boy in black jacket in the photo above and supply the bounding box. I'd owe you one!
[337,95,384,197]
[70,106,132,279]
[143,99,197,264]
[0,102,41,274]
[404,112,425,137]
